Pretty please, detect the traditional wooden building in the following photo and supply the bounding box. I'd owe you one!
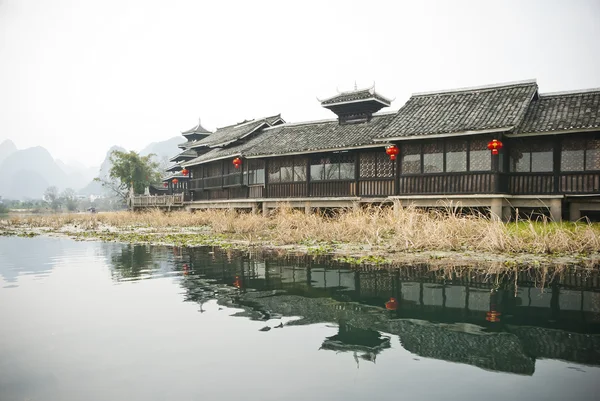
[133,80,600,220]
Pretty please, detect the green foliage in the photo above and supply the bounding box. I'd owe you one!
[44,186,61,211]
[95,150,162,201]
[0,202,8,214]
[61,188,78,211]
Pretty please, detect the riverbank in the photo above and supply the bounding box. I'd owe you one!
[1,207,599,268]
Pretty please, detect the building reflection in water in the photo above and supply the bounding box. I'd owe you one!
[104,244,600,375]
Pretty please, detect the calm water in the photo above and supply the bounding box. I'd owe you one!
[0,237,599,401]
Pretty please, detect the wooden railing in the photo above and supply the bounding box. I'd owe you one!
[559,172,600,193]
[310,180,356,197]
[509,173,554,194]
[398,173,497,194]
[131,194,184,207]
[359,179,394,197]
[267,182,307,198]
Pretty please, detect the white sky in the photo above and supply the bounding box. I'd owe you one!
[1,0,599,167]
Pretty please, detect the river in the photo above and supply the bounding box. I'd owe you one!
[0,236,598,400]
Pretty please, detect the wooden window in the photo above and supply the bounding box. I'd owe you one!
[446,139,467,172]
[360,152,394,178]
[587,139,600,170]
[311,153,355,181]
[561,137,600,172]
[510,139,553,173]
[269,157,307,183]
[205,162,221,178]
[244,159,265,185]
[469,139,491,171]
[401,143,421,174]
[423,142,443,173]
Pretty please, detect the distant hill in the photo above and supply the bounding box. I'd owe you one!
[0,146,70,200]
[78,146,126,196]
[0,136,184,200]
[139,136,182,170]
[0,139,17,165]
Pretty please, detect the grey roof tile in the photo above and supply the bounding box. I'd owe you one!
[377,80,538,139]
[320,88,391,106]
[188,115,281,149]
[182,119,212,135]
[182,113,395,166]
[516,89,600,134]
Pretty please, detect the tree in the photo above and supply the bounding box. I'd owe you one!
[44,186,61,211]
[95,150,161,203]
[60,188,78,212]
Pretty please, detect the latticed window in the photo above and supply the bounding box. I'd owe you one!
[311,153,355,181]
[561,137,600,172]
[423,142,443,173]
[359,152,394,178]
[401,143,421,174]
[469,139,491,171]
[446,139,467,172]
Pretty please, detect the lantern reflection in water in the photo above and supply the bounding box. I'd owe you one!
[385,297,398,311]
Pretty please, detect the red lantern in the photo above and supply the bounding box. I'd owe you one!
[385,145,399,160]
[163,182,168,188]
[385,297,398,311]
[486,310,501,322]
[233,157,242,169]
[172,178,179,185]
[182,168,189,176]
[487,139,503,155]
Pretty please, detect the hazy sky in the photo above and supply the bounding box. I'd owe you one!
[1,0,599,167]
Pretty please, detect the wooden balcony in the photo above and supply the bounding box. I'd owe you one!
[398,172,497,195]
[131,194,184,207]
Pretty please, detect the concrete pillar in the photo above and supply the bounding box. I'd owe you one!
[393,200,401,217]
[304,203,311,215]
[502,206,512,222]
[569,202,581,221]
[549,199,562,222]
[251,203,258,215]
[352,202,360,212]
[262,202,269,217]
[490,198,503,221]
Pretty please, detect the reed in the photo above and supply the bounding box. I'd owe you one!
[2,206,599,255]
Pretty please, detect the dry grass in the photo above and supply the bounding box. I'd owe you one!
[2,205,600,255]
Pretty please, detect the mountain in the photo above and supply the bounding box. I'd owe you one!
[0,136,183,200]
[0,139,17,165]
[139,136,182,170]
[0,146,70,200]
[78,146,126,196]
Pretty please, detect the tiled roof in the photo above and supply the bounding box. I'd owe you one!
[244,113,395,156]
[182,119,212,135]
[377,80,538,140]
[320,88,391,106]
[516,89,600,134]
[182,113,395,167]
[166,163,182,172]
[188,115,280,149]
[169,148,197,162]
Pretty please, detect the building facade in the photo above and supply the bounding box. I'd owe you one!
[133,80,600,220]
